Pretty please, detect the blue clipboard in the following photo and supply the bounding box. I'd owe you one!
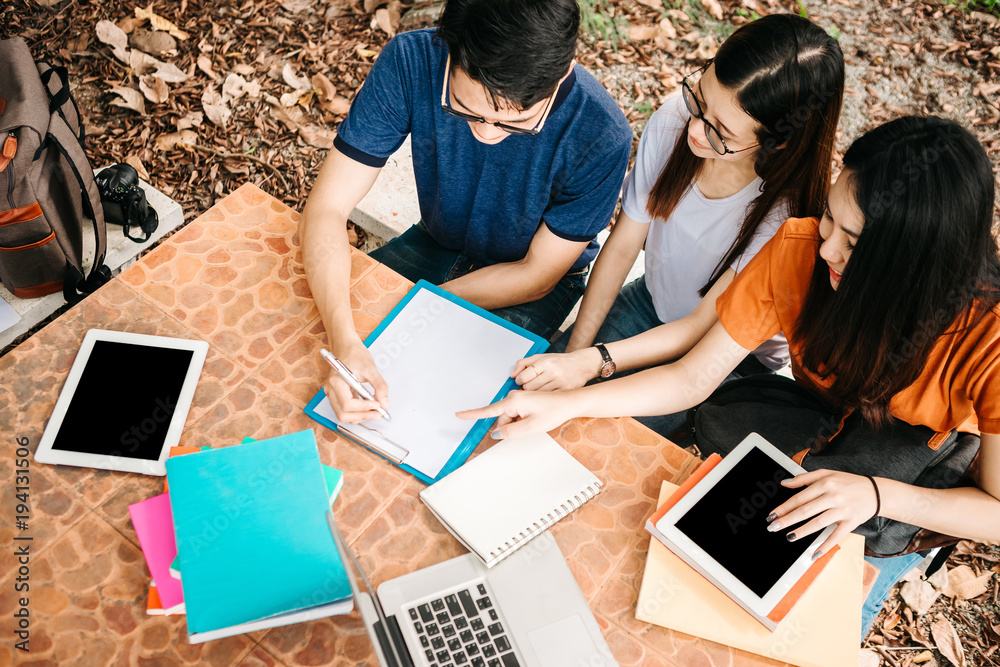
[304,280,548,484]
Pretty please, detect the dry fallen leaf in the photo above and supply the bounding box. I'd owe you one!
[297,124,337,149]
[635,0,662,8]
[108,86,146,115]
[155,129,197,151]
[130,50,188,83]
[280,0,313,12]
[702,0,724,20]
[124,155,150,181]
[129,28,177,56]
[223,73,260,100]
[95,20,130,63]
[197,55,216,80]
[134,4,190,40]
[375,7,396,37]
[118,16,144,34]
[282,63,312,91]
[326,96,351,116]
[900,578,940,615]
[265,95,337,149]
[927,563,949,590]
[951,570,993,600]
[138,75,169,104]
[913,650,935,664]
[202,86,232,127]
[175,111,203,130]
[363,0,383,13]
[930,616,966,667]
[942,565,991,600]
[356,46,379,59]
[312,73,337,103]
[629,25,659,42]
[695,34,718,60]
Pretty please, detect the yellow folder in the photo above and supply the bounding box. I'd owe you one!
[635,481,865,667]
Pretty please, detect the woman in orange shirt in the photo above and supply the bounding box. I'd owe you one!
[460,116,1000,634]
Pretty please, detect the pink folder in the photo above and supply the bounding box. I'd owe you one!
[129,492,184,613]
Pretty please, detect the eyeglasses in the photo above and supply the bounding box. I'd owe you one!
[681,63,759,156]
[440,54,559,137]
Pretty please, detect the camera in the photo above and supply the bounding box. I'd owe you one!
[96,163,159,243]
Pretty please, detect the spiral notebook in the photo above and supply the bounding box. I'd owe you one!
[419,433,603,568]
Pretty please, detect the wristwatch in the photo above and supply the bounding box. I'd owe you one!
[595,343,616,379]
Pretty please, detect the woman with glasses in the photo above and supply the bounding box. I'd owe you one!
[461,115,1000,638]
[512,14,845,438]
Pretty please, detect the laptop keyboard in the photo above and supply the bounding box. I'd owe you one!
[407,583,520,667]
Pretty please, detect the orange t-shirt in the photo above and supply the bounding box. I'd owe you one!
[716,217,1000,436]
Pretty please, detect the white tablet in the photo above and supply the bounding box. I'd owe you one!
[35,329,209,476]
[652,433,835,625]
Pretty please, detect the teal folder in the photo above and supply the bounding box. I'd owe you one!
[166,430,352,643]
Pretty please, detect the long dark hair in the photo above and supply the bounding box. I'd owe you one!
[647,14,844,295]
[795,116,1000,426]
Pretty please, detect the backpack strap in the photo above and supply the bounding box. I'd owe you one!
[36,61,84,144]
[44,115,111,302]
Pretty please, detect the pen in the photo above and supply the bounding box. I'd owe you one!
[319,348,391,421]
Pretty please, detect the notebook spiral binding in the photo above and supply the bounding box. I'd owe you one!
[488,481,603,562]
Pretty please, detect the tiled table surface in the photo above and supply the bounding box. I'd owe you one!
[0,184,794,667]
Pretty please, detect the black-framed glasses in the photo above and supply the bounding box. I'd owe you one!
[681,63,759,156]
[440,54,558,137]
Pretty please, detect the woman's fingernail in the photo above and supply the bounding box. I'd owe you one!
[767,522,782,532]
[490,431,503,440]
[766,513,777,522]
[786,532,797,542]
[812,549,824,560]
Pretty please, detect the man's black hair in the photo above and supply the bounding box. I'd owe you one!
[437,0,579,110]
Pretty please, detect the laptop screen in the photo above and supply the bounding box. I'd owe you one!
[326,512,409,667]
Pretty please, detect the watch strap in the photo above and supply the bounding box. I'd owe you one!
[595,343,612,365]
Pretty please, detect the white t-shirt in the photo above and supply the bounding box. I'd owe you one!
[620,95,789,370]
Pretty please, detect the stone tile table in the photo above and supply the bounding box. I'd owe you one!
[0,184,795,666]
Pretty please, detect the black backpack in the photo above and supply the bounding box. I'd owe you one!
[0,37,111,303]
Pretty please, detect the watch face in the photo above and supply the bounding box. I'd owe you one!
[600,361,616,379]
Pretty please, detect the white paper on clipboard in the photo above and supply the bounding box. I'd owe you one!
[317,288,537,479]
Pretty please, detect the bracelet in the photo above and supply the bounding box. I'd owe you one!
[864,475,881,520]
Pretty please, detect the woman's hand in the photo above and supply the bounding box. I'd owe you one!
[511,348,602,392]
[456,389,580,439]
[323,339,390,424]
[767,470,880,558]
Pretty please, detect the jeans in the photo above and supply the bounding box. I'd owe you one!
[369,223,587,341]
[861,552,926,638]
[552,275,772,438]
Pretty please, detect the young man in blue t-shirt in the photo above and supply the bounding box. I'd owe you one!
[301,0,632,422]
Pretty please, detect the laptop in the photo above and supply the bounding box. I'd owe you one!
[327,512,618,667]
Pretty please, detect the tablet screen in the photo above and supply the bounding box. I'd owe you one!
[50,340,195,461]
[673,446,810,598]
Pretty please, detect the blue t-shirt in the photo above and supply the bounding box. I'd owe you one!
[335,29,632,270]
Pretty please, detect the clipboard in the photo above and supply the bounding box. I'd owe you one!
[305,280,548,484]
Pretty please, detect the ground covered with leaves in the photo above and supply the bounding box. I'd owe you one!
[3,0,1000,664]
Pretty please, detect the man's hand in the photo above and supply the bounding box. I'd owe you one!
[324,338,390,423]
